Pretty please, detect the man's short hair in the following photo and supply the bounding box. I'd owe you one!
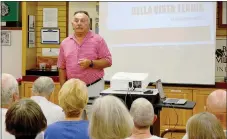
[32,76,55,96]
[130,98,154,129]
[1,73,19,105]
[74,10,90,18]
[5,98,47,138]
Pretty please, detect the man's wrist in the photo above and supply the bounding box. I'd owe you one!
[89,60,94,68]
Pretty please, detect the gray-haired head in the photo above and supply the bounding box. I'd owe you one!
[32,76,55,97]
[1,73,19,106]
[130,98,155,129]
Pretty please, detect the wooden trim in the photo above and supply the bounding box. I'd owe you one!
[22,1,27,76]
[1,27,22,30]
[218,2,227,28]
[66,1,69,36]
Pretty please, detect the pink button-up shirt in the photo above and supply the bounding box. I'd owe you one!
[57,31,112,85]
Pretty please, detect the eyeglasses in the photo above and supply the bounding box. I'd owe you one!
[74,18,88,24]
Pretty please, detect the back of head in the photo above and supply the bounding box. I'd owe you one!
[32,76,55,97]
[1,73,19,106]
[186,112,226,139]
[206,89,226,128]
[89,95,134,139]
[130,98,154,129]
[58,78,88,118]
[206,89,226,113]
[5,98,47,139]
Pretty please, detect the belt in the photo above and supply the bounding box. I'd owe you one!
[87,78,102,87]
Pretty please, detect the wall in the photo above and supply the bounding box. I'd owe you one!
[36,2,67,56]
[68,2,226,37]
[2,31,22,79]
[68,2,98,35]
[22,2,37,75]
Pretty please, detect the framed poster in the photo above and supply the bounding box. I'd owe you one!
[41,28,60,44]
[1,31,11,46]
[218,2,227,28]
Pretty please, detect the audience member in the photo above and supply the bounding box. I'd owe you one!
[126,98,166,139]
[31,76,65,125]
[1,73,19,139]
[89,95,134,139]
[186,112,225,139]
[183,89,226,139]
[5,98,47,139]
[44,78,89,139]
[206,89,226,134]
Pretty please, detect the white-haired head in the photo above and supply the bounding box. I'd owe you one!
[32,76,55,97]
[89,95,134,139]
[1,73,19,106]
[130,98,155,129]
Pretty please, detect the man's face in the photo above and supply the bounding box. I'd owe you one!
[72,13,90,34]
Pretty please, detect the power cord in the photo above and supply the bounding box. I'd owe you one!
[124,86,134,108]
[169,103,179,139]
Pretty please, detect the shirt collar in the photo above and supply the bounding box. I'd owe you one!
[31,96,48,103]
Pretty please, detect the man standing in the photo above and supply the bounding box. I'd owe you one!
[57,10,112,97]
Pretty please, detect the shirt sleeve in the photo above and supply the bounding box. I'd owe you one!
[57,43,66,69]
[97,38,112,65]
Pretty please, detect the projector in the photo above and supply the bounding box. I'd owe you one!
[110,72,150,91]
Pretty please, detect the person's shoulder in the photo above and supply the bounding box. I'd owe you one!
[60,35,74,46]
[70,120,89,129]
[48,101,63,110]
[45,121,65,132]
[47,101,65,116]
[78,120,89,126]
[90,31,104,41]
[44,122,65,139]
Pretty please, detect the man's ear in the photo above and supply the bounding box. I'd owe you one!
[12,93,19,102]
[71,19,75,30]
[152,115,157,124]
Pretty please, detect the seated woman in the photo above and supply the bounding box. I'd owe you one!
[89,95,134,139]
[126,98,166,139]
[186,112,226,139]
[5,98,47,139]
[44,79,89,139]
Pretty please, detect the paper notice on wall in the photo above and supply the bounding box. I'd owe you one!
[43,8,58,27]
[215,38,227,81]
[42,48,60,56]
[28,31,35,48]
